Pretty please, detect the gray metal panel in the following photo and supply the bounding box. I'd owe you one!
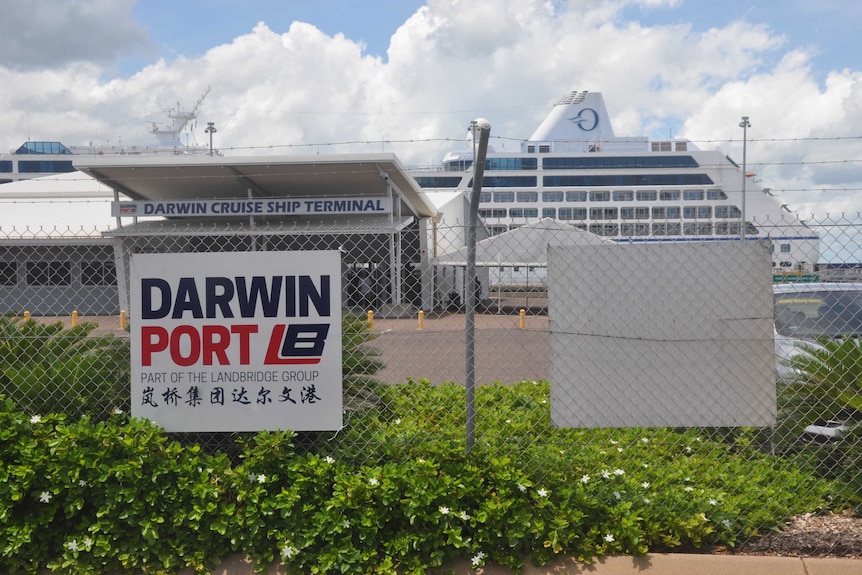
[548,240,776,428]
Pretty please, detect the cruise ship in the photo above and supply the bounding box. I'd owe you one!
[0,88,215,184]
[411,91,820,285]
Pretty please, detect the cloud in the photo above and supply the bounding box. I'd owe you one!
[0,0,860,221]
[0,0,149,71]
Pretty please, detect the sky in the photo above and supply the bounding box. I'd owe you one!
[1,0,862,224]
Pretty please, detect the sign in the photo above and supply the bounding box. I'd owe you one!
[112,197,391,218]
[130,251,342,432]
[773,273,821,283]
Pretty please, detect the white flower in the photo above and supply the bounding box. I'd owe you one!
[613,491,621,499]
[541,399,547,404]
[613,468,625,476]
[641,437,649,443]
[78,480,88,487]
[281,543,297,559]
[517,483,527,492]
[537,488,548,497]
[685,446,692,453]
[112,407,123,415]
[39,491,52,503]
[641,482,650,489]
[83,537,93,550]
[684,486,694,492]
[471,551,486,566]
[604,534,615,543]
[248,472,257,482]
[369,477,379,486]
[580,474,590,484]
[256,474,266,484]
[505,419,512,423]
[610,439,618,445]
[709,498,718,506]
[601,470,611,479]
[721,519,732,528]
[66,540,79,552]
[439,506,450,515]
[617,447,624,453]
[324,456,335,464]
[30,415,41,423]
[459,511,470,520]
[395,418,401,424]
[643,498,651,504]
[343,519,351,528]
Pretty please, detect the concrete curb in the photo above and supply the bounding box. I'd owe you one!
[162,553,861,575]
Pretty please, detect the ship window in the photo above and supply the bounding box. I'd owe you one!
[707,190,728,200]
[589,191,610,202]
[683,190,704,200]
[486,157,538,170]
[479,209,508,218]
[479,192,491,203]
[685,206,712,219]
[659,190,680,201]
[675,142,688,151]
[0,262,17,285]
[0,161,12,173]
[565,191,587,202]
[636,191,657,201]
[483,176,537,187]
[620,223,650,236]
[589,223,619,236]
[542,208,556,218]
[543,174,714,186]
[652,222,681,236]
[543,156,699,169]
[415,176,463,188]
[18,160,76,174]
[636,207,649,219]
[542,191,564,202]
[780,243,791,253]
[26,261,71,287]
[612,190,634,201]
[620,207,635,220]
[493,192,515,202]
[651,141,673,152]
[81,261,117,287]
[509,208,538,218]
[527,145,535,153]
[590,207,618,220]
[558,208,587,221]
[715,222,741,235]
[684,222,713,235]
[715,205,741,218]
[539,145,550,153]
[516,191,538,202]
[488,225,508,236]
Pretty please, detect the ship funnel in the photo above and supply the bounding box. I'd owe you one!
[528,91,615,142]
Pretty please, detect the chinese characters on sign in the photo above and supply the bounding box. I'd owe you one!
[130,251,342,432]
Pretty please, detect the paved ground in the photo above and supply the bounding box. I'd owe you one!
[34,311,552,386]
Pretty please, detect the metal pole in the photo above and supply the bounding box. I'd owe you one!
[739,116,750,239]
[466,118,491,453]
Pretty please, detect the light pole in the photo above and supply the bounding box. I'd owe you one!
[205,122,217,156]
[739,116,750,239]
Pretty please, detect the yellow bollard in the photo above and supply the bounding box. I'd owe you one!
[519,308,526,329]
[71,310,79,327]
[417,310,425,330]
[367,310,374,330]
[120,310,128,329]
[23,310,31,320]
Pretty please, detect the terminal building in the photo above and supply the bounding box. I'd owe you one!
[0,153,480,317]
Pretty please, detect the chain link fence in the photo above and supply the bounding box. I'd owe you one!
[1,208,861,524]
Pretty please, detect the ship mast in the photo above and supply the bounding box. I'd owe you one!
[148,85,211,148]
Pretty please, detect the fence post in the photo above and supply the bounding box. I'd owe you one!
[519,308,526,329]
[417,310,425,330]
[71,310,78,327]
[367,310,374,330]
[23,310,30,320]
[120,310,128,329]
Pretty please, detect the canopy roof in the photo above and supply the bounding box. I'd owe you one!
[74,153,438,219]
[433,218,608,267]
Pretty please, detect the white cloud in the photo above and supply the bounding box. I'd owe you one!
[0,0,860,220]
